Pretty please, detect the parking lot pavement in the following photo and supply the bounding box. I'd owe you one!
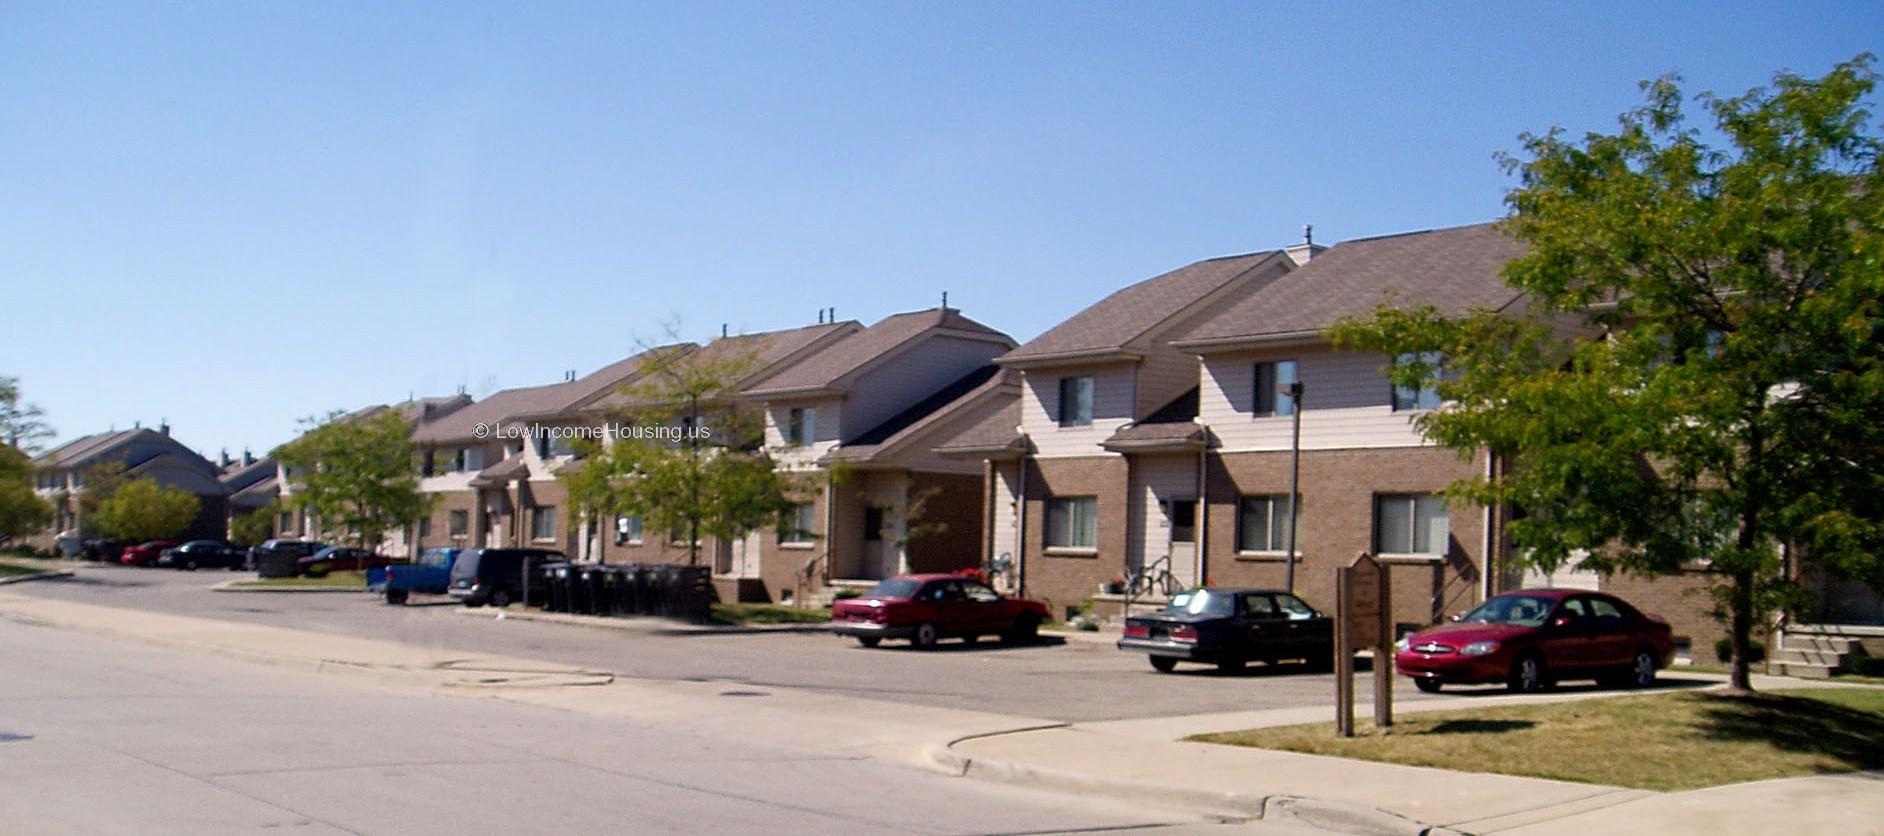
[0,614,1245,836]
[12,562,1451,723]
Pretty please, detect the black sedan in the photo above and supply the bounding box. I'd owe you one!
[156,540,249,571]
[1117,587,1334,673]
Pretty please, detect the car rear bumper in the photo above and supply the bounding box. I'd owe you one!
[830,620,910,639]
[1116,637,1210,660]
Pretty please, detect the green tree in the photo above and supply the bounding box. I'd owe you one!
[1331,56,1884,693]
[94,477,201,542]
[563,339,816,566]
[0,375,53,453]
[273,410,432,550]
[229,502,278,547]
[0,445,53,540]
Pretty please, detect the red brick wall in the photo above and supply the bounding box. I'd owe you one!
[1019,455,1129,621]
[1203,447,1490,628]
[1601,569,1726,657]
[905,472,984,575]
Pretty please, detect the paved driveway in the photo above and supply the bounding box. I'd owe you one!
[15,563,1454,723]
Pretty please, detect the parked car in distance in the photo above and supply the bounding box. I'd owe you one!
[371,547,461,604]
[1117,588,1333,673]
[1394,588,1675,694]
[156,540,248,571]
[831,572,1048,649]
[119,540,181,567]
[297,546,393,577]
[447,548,564,607]
[80,538,127,562]
[248,539,326,565]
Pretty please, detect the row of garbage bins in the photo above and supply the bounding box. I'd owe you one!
[533,562,713,621]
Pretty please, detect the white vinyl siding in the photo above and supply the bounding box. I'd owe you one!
[991,461,1021,565]
[1126,457,1194,572]
[1045,497,1098,550]
[841,335,1008,442]
[1021,363,1135,457]
[1133,348,1200,418]
[1201,349,1432,452]
[1374,493,1448,555]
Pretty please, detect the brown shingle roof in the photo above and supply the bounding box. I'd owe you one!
[1174,222,1527,349]
[933,393,1024,458]
[1100,421,1205,452]
[593,322,859,411]
[824,366,1012,463]
[1000,251,1284,364]
[413,347,699,443]
[34,429,146,469]
[743,308,1012,398]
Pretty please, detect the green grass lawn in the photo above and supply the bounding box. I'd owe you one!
[229,571,370,589]
[709,603,832,625]
[0,561,48,579]
[1190,688,1884,792]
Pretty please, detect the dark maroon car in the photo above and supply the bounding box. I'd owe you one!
[831,573,1048,649]
[1394,589,1675,693]
[297,546,394,576]
[119,540,181,567]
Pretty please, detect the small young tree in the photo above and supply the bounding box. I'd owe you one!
[564,336,818,566]
[1331,56,1884,692]
[94,477,200,542]
[0,375,53,453]
[0,445,53,540]
[273,410,432,551]
[229,502,278,547]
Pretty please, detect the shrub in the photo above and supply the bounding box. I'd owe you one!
[1715,636,1766,664]
[832,588,862,600]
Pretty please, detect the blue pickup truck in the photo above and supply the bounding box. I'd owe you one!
[367,547,461,605]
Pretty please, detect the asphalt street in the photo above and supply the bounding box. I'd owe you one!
[12,563,1448,723]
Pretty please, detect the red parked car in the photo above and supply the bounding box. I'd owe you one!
[1394,588,1675,694]
[119,540,181,567]
[297,547,394,576]
[831,573,1048,649]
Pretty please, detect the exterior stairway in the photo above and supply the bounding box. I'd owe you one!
[1771,631,1861,679]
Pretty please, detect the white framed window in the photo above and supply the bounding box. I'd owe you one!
[1046,496,1098,549]
[1391,352,1444,411]
[530,507,558,542]
[448,510,469,538]
[1374,493,1449,555]
[1058,376,1094,427]
[779,503,816,544]
[418,517,431,538]
[1254,360,1299,417]
[785,407,816,446]
[615,514,643,545]
[1237,495,1296,553]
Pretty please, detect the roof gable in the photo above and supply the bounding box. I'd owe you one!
[1000,251,1285,365]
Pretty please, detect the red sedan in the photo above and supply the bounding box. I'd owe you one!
[1394,588,1675,693]
[119,540,181,567]
[831,573,1048,649]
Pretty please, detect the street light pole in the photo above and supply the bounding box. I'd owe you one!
[1285,381,1305,595]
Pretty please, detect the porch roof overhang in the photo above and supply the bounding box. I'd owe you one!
[1100,422,1206,454]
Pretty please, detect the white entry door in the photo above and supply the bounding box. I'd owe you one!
[1163,499,1199,590]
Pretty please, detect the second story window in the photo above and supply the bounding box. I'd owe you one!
[460,446,485,472]
[1058,376,1094,428]
[786,407,815,446]
[1391,352,1444,412]
[1254,360,1299,417]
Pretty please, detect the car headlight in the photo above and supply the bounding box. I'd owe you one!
[1461,641,1500,656]
[1395,636,1410,652]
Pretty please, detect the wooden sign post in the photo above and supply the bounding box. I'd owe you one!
[1335,553,1393,737]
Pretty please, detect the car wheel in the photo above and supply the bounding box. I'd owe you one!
[1149,656,1179,673]
[490,589,513,608]
[1414,678,1443,694]
[1627,648,1658,689]
[1508,653,1548,693]
[1216,657,1247,673]
[184,560,198,571]
[912,622,939,649]
[386,589,409,605]
[857,636,881,648]
[1003,614,1040,645]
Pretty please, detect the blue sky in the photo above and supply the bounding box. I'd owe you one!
[2,2,1878,457]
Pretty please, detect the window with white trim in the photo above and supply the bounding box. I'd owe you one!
[1237,495,1296,553]
[1254,360,1299,417]
[1374,493,1449,555]
[1046,496,1098,549]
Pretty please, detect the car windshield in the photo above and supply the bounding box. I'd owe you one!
[866,578,922,599]
[1164,590,1234,618]
[1461,595,1557,627]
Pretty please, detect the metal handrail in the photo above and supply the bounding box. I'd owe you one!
[792,550,830,609]
[1124,553,1183,615]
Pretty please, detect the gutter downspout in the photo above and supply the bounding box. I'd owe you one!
[984,458,997,572]
[1016,452,1029,597]
[1482,450,1497,603]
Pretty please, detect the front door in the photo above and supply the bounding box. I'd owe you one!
[1164,499,1198,589]
[860,506,889,580]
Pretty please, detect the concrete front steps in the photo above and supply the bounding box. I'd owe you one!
[1771,630,1865,679]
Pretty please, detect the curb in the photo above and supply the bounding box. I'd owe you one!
[209,579,373,594]
[0,569,74,586]
[447,604,836,635]
[927,729,1457,835]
